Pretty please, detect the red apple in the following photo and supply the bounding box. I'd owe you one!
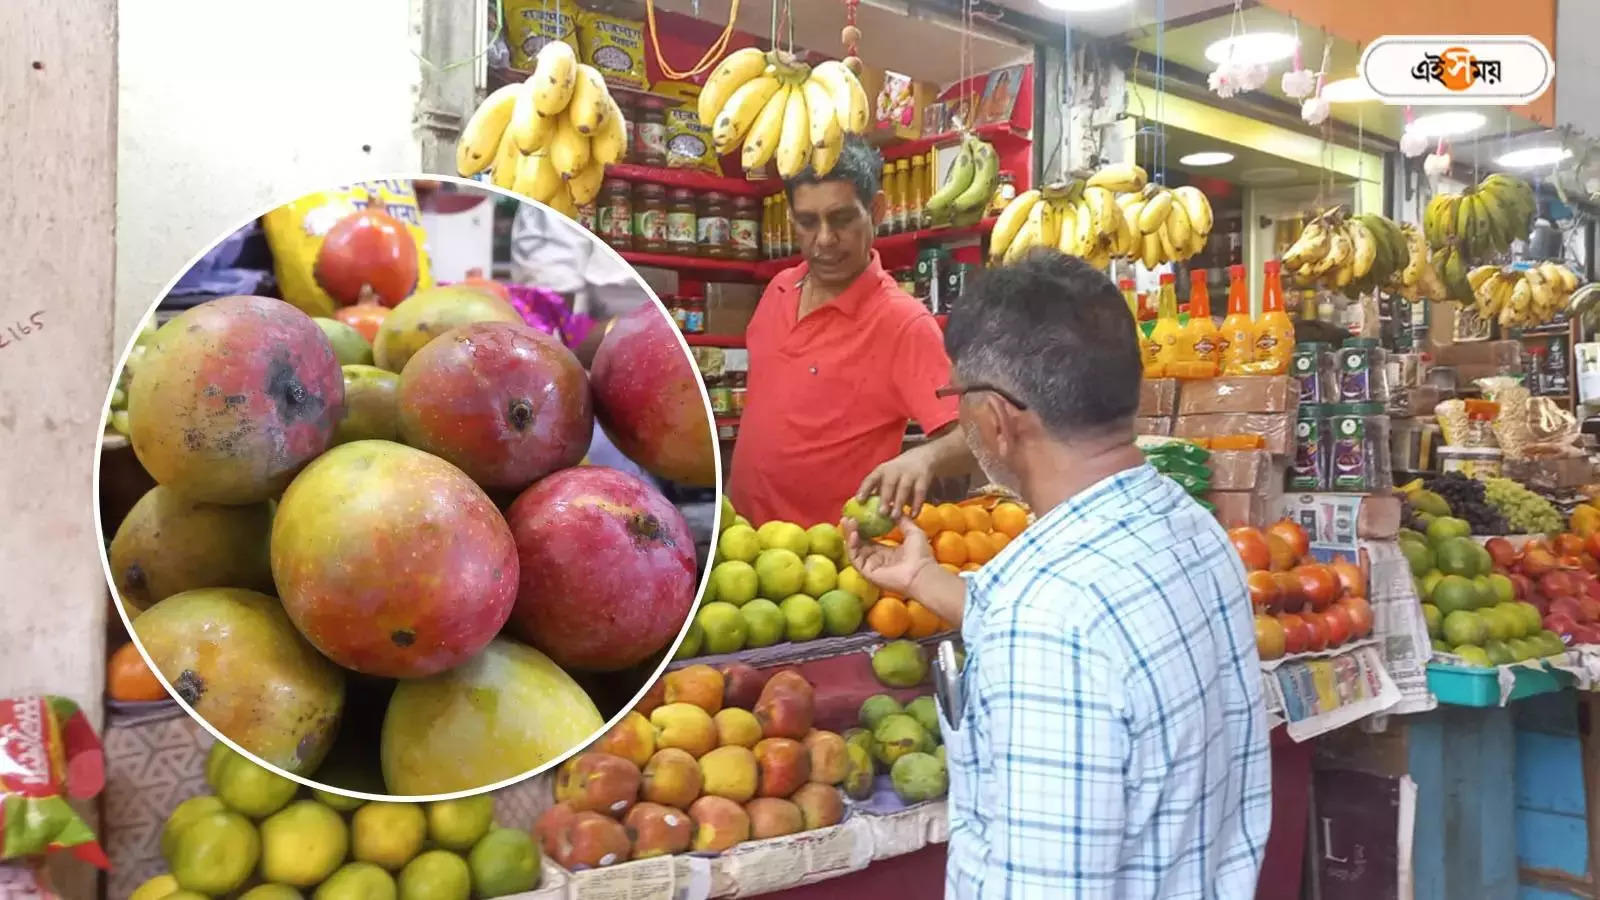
[1302,617,1329,652]
[1586,531,1600,560]
[1507,573,1535,602]
[1545,613,1579,637]
[1541,570,1577,600]
[1573,624,1600,645]
[1579,596,1600,623]
[1550,597,1585,623]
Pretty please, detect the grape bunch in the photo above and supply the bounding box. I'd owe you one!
[1483,476,1565,536]
[1423,472,1509,534]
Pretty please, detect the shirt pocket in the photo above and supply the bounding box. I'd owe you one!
[936,664,982,819]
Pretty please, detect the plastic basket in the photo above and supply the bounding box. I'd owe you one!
[1426,661,1574,707]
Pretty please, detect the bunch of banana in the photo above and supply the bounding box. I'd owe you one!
[1422,172,1536,262]
[1281,208,1410,294]
[925,133,1001,226]
[454,41,626,218]
[697,48,869,179]
[1472,261,1583,328]
[1397,223,1448,302]
[1121,180,1214,269]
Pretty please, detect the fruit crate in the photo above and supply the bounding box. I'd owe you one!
[1426,660,1576,707]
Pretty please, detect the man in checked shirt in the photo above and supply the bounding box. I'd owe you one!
[843,251,1271,898]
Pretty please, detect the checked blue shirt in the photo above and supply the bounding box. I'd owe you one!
[942,463,1271,899]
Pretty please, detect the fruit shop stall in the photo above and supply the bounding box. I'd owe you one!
[92,178,727,900]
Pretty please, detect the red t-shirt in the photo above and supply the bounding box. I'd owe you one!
[727,253,960,528]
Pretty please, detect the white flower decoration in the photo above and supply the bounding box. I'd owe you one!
[1281,68,1317,99]
[1423,152,1452,177]
[1301,96,1330,126]
[1400,131,1428,158]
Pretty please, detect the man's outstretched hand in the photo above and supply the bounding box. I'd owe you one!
[857,443,937,518]
[841,516,936,598]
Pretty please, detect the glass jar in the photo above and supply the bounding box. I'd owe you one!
[892,159,911,233]
[615,93,636,164]
[698,191,732,259]
[597,179,632,251]
[990,172,1017,215]
[761,195,776,259]
[681,293,705,334]
[729,369,747,416]
[637,101,668,167]
[909,155,927,230]
[666,188,698,256]
[878,164,895,235]
[706,371,733,417]
[632,183,668,252]
[669,296,688,331]
[577,202,596,234]
[730,195,760,261]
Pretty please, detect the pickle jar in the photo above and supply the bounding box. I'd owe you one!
[730,195,760,261]
[632,183,668,252]
[698,191,732,259]
[636,100,667,167]
[597,178,632,251]
[666,188,698,256]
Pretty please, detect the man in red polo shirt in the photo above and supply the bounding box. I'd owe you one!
[727,136,976,528]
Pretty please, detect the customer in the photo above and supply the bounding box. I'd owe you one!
[843,251,1271,898]
[727,135,976,527]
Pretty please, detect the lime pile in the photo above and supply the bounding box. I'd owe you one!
[131,743,538,900]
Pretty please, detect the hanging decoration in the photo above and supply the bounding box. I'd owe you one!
[1399,108,1428,158]
[841,0,863,74]
[1299,42,1331,126]
[1208,1,1271,99]
[1280,21,1316,99]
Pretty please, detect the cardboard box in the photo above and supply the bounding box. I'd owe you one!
[1178,376,1298,415]
[1208,450,1273,491]
[1207,488,1282,529]
[704,282,761,335]
[1135,416,1173,436]
[1429,339,1521,367]
[1139,378,1178,416]
[1174,412,1295,456]
[1504,455,1595,491]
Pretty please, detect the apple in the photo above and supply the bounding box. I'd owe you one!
[1545,612,1580,637]
[1523,548,1559,578]
[1484,537,1518,571]
[1507,573,1535,602]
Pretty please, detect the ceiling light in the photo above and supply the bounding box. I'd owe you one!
[1405,111,1486,138]
[1496,146,1572,168]
[1204,33,1299,67]
[1037,0,1132,10]
[1179,151,1235,167]
[1320,77,1377,103]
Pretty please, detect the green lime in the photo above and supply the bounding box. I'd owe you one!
[425,795,495,851]
[398,850,471,900]
[467,828,540,897]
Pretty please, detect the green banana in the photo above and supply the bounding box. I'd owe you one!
[926,140,974,215]
[952,138,999,213]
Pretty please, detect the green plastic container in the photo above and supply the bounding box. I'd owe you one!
[1426,661,1574,707]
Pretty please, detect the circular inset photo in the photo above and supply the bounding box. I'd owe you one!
[97,177,719,801]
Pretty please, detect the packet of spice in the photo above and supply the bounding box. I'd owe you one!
[501,0,579,71]
[653,84,719,172]
[0,696,109,868]
[577,8,648,90]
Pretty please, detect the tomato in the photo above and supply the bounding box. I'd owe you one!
[1254,615,1286,661]
[1328,555,1365,599]
[1277,613,1310,654]
[1229,527,1271,572]
[1247,570,1282,614]
[1266,519,1310,560]
[1319,606,1352,647]
[1275,571,1306,613]
[1295,563,1340,612]
[1339,596,1374,639]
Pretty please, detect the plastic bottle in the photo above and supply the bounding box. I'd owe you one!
[1146,273,1183,377]
[1178,268,1220,375]
[1254,259,1296,375]
[1118,278,1138,322]
[1219,263,1255,375]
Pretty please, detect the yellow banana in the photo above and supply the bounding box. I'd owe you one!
[1165,200,1192,256]
[456,82,522,176]
[1173,186,1213,235]
[1034,196,1060,250]
[698,47,769,127]
[742,84,792,171]
[1072,198,1094,255]
[1056,200,1080,255]
[1284,222,1331,269]
[1117,201,1143,256]
[1086,163,1148,193]
[568,64,610,135]
[531,40,578,117]
[549,114,590,179]
[547,185,579,219]
[774,85,812,178]
[809,62,869,134]
[1347,221,1376,278]
[926,141,974,215]
[510,78,552,153]
[1467,265,1499,293]
[1082,187,1115,239]
[567,157,606,205]
[512,151,556,202]
[490,128,519,189]
[952,140,999,213]
[1141,232,1162,270]
[591,94,627,165]
[1310,230,1352,277]
[989,190,1040,261]
[1136,188,1173,235]
[1003,218,1041,264]
[800,79,840,150]
[1157,218,1180,262]
[712,76,782,155]
[810,125,843,177]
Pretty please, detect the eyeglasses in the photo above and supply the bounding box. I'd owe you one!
[935,383,1030,411]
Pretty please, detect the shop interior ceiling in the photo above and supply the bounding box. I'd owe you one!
[650,0,1033,87]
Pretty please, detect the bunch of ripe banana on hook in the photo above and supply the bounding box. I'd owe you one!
[1470,261,1582,329]
[987,164,1214,269]
[697,47,870,177]
[455,41,625,217]
[1280,206,1419,297]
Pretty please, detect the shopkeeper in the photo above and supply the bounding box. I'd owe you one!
[727,135,976,527]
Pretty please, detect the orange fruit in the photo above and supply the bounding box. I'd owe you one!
[883,525,904,543]
[938,563,960,575]
[877,538,901,548]
[963,531,994,565]
[961,506,992,533]
[108,642,166,702]
[905,601,943,638]
[988,530,1011,555]
[961,563,981,572]
[991,502,1028,538]
[937,503,965,534]
[913,504,942,535]
[933,531,968,566]
[867,596,910,638]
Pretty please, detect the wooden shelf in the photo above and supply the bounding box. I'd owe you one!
[881,122,1030,162]
[619,250,763,277]
[684,333,745,348]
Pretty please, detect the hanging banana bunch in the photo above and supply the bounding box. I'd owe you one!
[454,41,625,219]
[988,163,1214,271]
[1423,172,1537,264]
[698,48,869,178]
[923,132,1001,228]
[1396,223,1448,303]
[1281,207,1413,296]
[1472,261,1582,329]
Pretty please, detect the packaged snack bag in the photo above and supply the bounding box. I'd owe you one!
[501,0,580,71]
[654,83,718,172]
[577,7,648,90]
[261,181,434,317]
[0,696,109,868]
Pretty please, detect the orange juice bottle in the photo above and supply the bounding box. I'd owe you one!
[1219,263,1255,374]
[1119,278,1138,322]
[1178,268,1220,374]
[1146,273,1183,376]
[1253,259,1295,374]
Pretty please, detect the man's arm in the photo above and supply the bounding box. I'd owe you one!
[858,423,978,516]
[977,599,1128,898]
